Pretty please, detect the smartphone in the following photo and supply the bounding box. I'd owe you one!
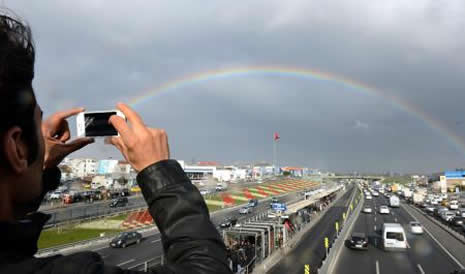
[76,110,125,137]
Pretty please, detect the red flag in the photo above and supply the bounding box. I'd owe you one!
[274,132,280,141]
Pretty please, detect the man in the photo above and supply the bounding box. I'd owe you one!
[0,13,231,274]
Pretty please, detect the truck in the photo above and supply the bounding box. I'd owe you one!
[412,193,424,205]
[403,189,412,199]
[389,195,400,208]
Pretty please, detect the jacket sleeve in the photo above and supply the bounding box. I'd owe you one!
[130,159,232,274]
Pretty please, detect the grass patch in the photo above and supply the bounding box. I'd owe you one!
[38,227,122,249]
[207,204,223,212]
[106,214,129,221]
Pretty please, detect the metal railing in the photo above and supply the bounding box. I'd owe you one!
[127,255,164,272]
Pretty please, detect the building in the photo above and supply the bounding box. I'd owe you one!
[442,171,465,192]
[281,167,304,177]
[68,158,97,178]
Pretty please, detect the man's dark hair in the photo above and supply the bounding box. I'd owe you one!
[0,11,38,165]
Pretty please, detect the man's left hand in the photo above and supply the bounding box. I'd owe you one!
[42,107,94,169]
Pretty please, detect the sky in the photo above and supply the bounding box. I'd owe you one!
[5,0,465,173]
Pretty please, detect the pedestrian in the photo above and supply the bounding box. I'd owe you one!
[0,12,232,274]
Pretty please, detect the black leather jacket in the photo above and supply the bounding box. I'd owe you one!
[0,160,232,274]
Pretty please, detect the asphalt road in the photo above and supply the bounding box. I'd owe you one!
[41,195,147,225]
[60,184,326,270]
[333,194,460,274]
[268,184,356,274]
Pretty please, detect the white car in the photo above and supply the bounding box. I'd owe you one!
[409,221,424,234]
[49,191,62,200]
[366,195,372,200]
[363,207,372,213]
[379,206,390,214]
[373,192,379,197]
[239,207,251,214]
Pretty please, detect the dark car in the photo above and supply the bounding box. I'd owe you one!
[109,197,129,208]
[220,217,238,228]
[248,199,258,207]
[449,216,464,227]
[347,232,368,250]
[110,232,142,248]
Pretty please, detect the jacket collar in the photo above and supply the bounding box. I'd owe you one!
[0,212,50,258]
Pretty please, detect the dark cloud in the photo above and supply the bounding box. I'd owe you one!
[5,0,465,173]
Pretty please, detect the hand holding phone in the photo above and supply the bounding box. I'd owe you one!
[76,110,126,137]
[107,103,169,172]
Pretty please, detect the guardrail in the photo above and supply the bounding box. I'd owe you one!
[318,186,363,274]
[127,255,164,272]
[43,206,147,229]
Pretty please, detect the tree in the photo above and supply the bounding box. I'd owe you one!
[283,171,291,176]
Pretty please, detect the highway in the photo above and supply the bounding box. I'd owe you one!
[40,195,147,226]
[333,194,460,274]
[59,186,316,270]
[268,184,357,274]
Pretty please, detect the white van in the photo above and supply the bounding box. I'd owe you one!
[382,223,407,250]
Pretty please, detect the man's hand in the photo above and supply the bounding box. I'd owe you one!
[42,107,94,169]
[108,103,169,172]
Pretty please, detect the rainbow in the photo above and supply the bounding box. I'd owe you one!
[129,65,465,155]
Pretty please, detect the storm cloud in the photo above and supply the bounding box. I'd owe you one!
[6,0,465,173]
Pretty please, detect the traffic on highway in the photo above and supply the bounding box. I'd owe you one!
[334,183,464,274]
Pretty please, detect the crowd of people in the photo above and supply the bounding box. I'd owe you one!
[226,240,256,274]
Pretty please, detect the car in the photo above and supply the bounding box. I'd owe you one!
[366,195,372,200]
[110,232,142,248]
[199,189,210,195]
[49,191,62,200]
[457,209,465,218]
[441,211,456,222]
[348,232,368,250]
[379,206,390,214]
[409,221,424,234]
[372,192,379,197]
[239,207,251,214]
[248,199,258,207]
[109,197,128,208]
[449,216,464,227]
[363,207,372,213]
[219,217,238,228]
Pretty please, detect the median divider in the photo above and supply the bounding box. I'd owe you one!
[318,186,363,273]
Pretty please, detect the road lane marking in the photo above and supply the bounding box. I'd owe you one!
[92,246,107,252]
[395,218,398,222]
[417,264,425,274]
[117,259,135,267]
[376,260,380,274]
[406,241,411,248]
[151,239,161,243]
[402,204,465,269]
[374,225,377,231]
[374,217,376,222]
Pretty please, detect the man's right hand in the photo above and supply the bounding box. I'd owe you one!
[108,103,170,172]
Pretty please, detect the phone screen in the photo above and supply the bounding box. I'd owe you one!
[84,112,117,136]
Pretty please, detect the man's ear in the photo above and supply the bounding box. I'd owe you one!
[2,126,29,174]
